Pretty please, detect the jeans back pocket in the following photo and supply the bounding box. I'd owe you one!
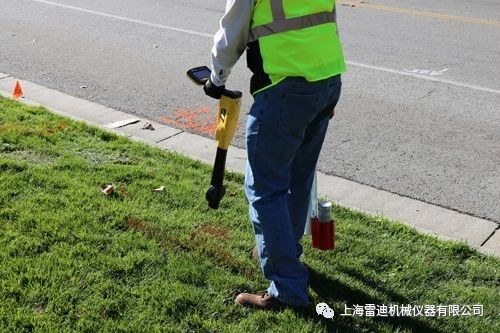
[279,92,319,137]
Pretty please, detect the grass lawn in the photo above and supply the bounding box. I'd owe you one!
[0,96,499,333]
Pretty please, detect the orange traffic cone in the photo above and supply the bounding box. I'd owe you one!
[12,80,23,100]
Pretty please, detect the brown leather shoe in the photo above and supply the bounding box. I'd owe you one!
[234,291,286,310]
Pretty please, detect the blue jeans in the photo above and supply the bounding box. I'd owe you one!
[244,75,342,306]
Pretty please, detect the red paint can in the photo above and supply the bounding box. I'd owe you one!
[311,201,335,250]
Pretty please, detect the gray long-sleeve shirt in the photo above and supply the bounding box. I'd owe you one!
[210,0,254,87]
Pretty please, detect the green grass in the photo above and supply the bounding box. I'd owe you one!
[0,96,499,333]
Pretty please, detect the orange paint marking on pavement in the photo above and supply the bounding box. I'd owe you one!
[160,106,217,136]
[337,1,500,28]
[12,81,23,100]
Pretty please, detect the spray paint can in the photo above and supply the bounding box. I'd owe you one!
[312,200,335,250]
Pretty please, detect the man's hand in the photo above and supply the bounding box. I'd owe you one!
[204,78,225,99]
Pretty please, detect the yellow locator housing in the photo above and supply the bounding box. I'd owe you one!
[215,93,242,150]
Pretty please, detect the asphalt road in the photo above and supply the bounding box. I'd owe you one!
[1,0,499,223]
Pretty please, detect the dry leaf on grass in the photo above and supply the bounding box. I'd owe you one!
[153,186,165,193]
[101,184,114,195]
[119,185,129,198]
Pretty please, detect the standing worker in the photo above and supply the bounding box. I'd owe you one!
[204,0,345,309]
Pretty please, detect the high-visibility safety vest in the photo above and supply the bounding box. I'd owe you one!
[247,0,346,94]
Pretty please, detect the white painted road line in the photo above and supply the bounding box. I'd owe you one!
[349,61,500,95]
[28,0,500,96]
[29,0,213,38]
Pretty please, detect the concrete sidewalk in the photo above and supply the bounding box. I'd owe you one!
[1,74,499,256]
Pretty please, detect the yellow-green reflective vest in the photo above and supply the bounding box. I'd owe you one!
[249,0,346,94]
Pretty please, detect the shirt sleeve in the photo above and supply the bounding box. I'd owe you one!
[210,0,254,87]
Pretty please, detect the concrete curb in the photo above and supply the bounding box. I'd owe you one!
[1,74,498,256]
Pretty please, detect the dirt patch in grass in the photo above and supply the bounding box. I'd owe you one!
[0,122,65,138]
[126,218,252,277]
[191,223,230,241]
[45,121,69,134]
[0,123,39,135]
[126,218,186,250]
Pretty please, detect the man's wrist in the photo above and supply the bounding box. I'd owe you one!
[210,72,226,87]
[204,77,225,99]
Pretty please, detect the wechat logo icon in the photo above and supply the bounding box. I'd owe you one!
[316,302,335,319]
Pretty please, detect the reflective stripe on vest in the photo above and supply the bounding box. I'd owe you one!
[248,0,336,43]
